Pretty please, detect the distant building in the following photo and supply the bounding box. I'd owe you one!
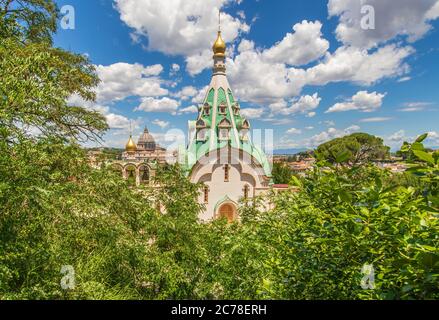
[113,127,169,186]
[289,158,315,176]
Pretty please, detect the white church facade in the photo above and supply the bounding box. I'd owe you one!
[180,29,273,221]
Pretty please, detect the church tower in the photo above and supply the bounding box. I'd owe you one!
[182,21,272,221]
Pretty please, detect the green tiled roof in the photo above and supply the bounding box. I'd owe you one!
[184,81,272,179]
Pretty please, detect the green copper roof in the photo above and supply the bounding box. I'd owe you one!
[183,69,272,179]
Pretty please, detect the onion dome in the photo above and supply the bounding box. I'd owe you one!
[212,31,226,57]
[125,135,137,152]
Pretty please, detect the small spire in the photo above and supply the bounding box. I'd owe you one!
[213,9,226,58]
[218,8,221,32]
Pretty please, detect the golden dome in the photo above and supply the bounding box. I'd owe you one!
[125,135,137,152]
[213,31,226,57]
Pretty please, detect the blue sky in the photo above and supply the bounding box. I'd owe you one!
[54,0,439,151]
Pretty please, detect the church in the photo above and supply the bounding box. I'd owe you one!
[180,29,273,222]
[120,28,274,221]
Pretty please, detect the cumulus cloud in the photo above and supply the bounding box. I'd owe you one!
[304,45,414,86]
[174,86,199,100]
[135,97,180,114]
[178,105,199,114]
[286,128,302,135]
[191,85,209,104]
[105,113,132,130]
[229,41,411,105]
[385,130,439,149]
[152,119,170,129]
[228,44,304,104]
[328,0,439,48]
[262,20,329,66]
[303,125,361,147]
[426,131,439,146]
[186,49,214,76]
[115,0,249,73]
[268,93,321,116]
[326,91,386,113]
[240,107,265,119]
[95,62,168,103]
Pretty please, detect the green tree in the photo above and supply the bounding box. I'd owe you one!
[0,0,57,43]
[272,163,293,184]
[315,133,390,166]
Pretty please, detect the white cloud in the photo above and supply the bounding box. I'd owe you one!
[228,46,304,104]
[229,40,412,105]
[135,97,180,114]
[286,128,302,135]
[289,93,321,114]
[359,117,393,123]
[115,0,249,74]
[398,76,412,83]
[268,93,321,116]
[186,49,214,76]
[240,107,264,119]
[262,20,329,66]
[304,45,414,86]
[152,119,170,129]
[67,94,110,114]
[321,120,336,127]
[305,126,314,130]
[426,131,439,146]
[326,91,386,113]
[171,63,180,72]
[95,62,168,103]
[399,102,433,112]
[191,86,209,104]
[427,1,439,19]
[385,130,409,149]
[303,125,361,147]
[385,130,439,149]
[174,86,199,100]
[328,0,439,49]
[178,105,199,114]
[170,63,180,76]
[261,117,294,125]
[105,113,132,130]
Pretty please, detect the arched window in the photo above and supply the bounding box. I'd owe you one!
[197,129,207,141]
[218,118,231,141]
[203,103,210,116]
[224,164,229,182]
[243,185,250,199]
[203,185,209,203]
[140,166,150,184]
[218,103,227,115]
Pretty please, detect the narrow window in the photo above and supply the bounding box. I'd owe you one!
[224,164,229,182]
[204,185,209,203]
[244,185,250,199]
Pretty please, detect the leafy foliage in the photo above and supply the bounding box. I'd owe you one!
[271,163,294,184]
[316,133,390,166]
[0,1,437,300]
